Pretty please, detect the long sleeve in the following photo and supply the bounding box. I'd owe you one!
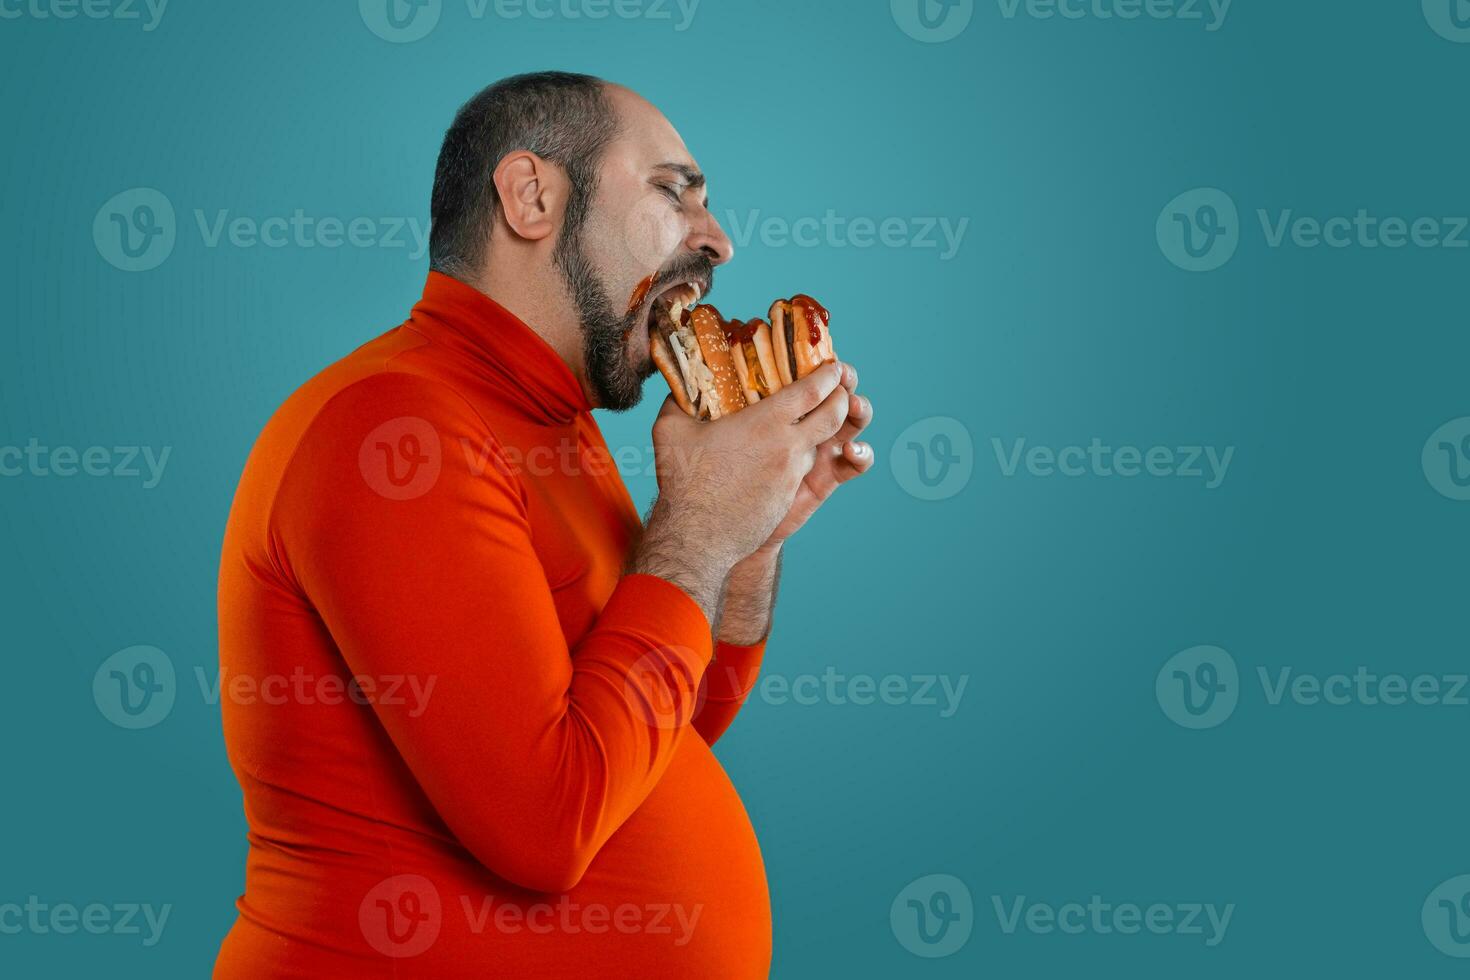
[272,372,713,894]
[694,640,767,745]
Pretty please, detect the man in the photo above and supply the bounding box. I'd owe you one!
[214,71,873,977]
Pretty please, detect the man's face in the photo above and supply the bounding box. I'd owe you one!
[555,87,734,411]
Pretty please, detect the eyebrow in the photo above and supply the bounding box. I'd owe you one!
[652,162,708,204]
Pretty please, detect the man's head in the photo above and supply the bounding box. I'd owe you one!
[429,72,734,410]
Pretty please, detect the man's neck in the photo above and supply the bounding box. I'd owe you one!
[465,263,596,406]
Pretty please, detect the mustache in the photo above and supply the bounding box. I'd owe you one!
[652,254,716,304]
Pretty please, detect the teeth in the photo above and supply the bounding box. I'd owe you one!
[688,282,702,302]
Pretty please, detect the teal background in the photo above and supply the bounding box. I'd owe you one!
[3,0,1469,975]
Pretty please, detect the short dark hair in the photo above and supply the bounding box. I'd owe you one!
[429,71,619,279]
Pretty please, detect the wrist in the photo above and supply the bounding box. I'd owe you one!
[632,497,734,625]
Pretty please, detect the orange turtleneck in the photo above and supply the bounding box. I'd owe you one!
[213,271,771,978]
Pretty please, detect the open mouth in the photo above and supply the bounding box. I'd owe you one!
[644,279,703,335]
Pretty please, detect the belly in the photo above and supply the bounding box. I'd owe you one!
[218,734,770,980]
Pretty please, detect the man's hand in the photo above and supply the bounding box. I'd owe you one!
[631,362,850,623]
[755,361,873,553]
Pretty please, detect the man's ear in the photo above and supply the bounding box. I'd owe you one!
[492,150,564,242]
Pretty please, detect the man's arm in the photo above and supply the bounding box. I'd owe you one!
[690,545,782,745]
[275,367,851,892]
[278,374,725,894]
[689,363,874,746]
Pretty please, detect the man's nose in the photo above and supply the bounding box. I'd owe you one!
[686,206,734,267]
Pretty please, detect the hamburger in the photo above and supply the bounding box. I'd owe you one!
[769,295,836,386]
[649,286,748,420]
[723,317,784,405]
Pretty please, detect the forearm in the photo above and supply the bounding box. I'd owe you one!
[716,544,782,646]
[630,496,736,626]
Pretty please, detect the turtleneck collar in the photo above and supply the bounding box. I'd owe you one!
[406,271,591,424]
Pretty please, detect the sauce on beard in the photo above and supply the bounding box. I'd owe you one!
[626,272,659,316]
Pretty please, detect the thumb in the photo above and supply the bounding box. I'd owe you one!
[656,394,687,420]
[765,361,843,422]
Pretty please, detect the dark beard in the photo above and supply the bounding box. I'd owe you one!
[554,214,716,412]
[554,229,648,412]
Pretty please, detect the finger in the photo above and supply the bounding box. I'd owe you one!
[838,361,858,393]
[833,392,872,445]
[841,440,875,475]
[796,375,851,444]
[764,361,843,422]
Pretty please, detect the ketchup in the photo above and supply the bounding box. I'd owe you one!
[792,295,829,347]
[724,317,760,345]
[626,272,658,315]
